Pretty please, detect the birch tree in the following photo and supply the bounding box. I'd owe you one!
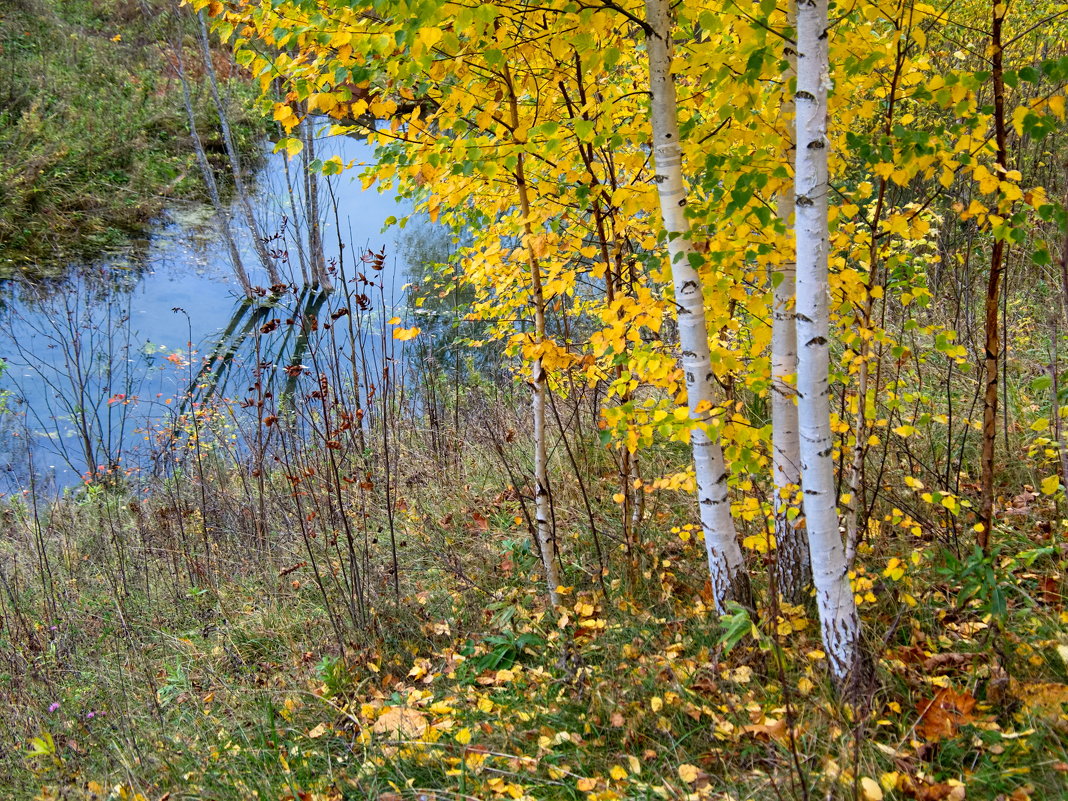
[503,63,561,607]
[794,0,862,685]
[644,0,752,612]
[771,9,809,604]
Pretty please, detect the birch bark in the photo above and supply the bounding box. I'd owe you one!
[794,0,862,684]
[772,16,809,603]
[504,65,560,606]
[644,0,751,612]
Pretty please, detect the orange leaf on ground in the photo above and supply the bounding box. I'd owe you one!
[916,687,976,741]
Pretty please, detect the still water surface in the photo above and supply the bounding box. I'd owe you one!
[0,136,409,493]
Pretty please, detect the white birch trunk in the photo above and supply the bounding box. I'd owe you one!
[772,15,809,602]
[773,188,809,603]
[504,64,560,607]
[532,352,560,606]
[794,0,862,684]
[524,199,559,606]
[645,0,751,612]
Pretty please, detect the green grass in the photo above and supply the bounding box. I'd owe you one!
[4,422,1068,800]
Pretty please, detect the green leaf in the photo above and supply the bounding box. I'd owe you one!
[1030,375,1053,393]
[28,732,56,758]
[717,602,755,655]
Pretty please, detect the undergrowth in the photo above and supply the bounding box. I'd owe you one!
[0,269,1065,801]
[2,398,1067,800]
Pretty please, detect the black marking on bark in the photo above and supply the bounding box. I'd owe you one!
[818,447,833,458]
[795,90,815,101]
[796,195,814,207]
[686,371,695,382]
[807,139,825,149]
[681,279,698,293]
[678,198,687,207]
[653,174,667,184]
[806,336,827,346]
[795,313,813,323]
[682,350,698,359]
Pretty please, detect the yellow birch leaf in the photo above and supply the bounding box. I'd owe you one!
[860,776,884,801]
[678,764,700,783]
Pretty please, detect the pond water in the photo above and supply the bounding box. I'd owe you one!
[0,135,412,494]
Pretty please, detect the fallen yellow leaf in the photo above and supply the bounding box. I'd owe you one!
[860,776,884,801]
[678,763,700,783]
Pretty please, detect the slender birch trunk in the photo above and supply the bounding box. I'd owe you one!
[644,0,751,612]
[794,0,862,686]
[771,16,809,604]
[504,65,560,606]
[842,354,869,567]
[519,167,560,607]
[773,191,809,603]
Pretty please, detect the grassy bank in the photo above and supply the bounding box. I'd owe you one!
[0,0,265,273]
